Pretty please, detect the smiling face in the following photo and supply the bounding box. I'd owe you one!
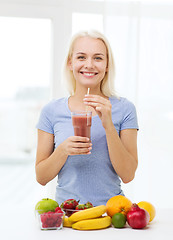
[68,36,108,91]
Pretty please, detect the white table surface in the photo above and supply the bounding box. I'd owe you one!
[1,206,173,240]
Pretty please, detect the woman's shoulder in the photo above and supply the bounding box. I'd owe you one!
[42,97,68,110]
[110,95,132,105]
[110,95,138,129]
[110,96,137,113]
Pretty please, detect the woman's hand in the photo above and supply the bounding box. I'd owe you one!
[83,94,113,130]
[61,136,92,156]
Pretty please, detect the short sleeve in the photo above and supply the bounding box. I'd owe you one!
[36,103,54,134]
[120,99,139,131]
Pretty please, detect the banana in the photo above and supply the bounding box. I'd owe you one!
[68,205,107,223]
[72,216,111,230]
[63,217,72,228]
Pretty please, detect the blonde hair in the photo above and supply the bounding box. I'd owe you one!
[62,30,117,97]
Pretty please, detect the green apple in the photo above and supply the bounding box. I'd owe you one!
[35,198,59,214]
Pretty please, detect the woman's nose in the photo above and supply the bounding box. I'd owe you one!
[85,58,93,69]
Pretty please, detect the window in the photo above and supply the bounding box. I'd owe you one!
[0,17,51,163]
[72,12,103,34]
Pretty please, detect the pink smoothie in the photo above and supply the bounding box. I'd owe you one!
[72,113,92,139]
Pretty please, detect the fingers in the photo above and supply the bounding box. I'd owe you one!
[83,94,113,129]
[83,94,111,105]
[66,136,92,155]
[83,95,112,114]
[69,136,90,143]
[83,95,111,110]
[70,139,92,149]
[70,146,92,155]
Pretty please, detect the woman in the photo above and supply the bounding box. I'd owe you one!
[35,30,139,206]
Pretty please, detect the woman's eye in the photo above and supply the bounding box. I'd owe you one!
[77,56,85,60]
[95,57,103,60]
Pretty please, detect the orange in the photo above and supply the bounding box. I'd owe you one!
[106,195,132,217]
[137,201,156,222]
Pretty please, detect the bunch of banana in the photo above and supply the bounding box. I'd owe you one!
[63,217,73,228]
[64,205,111,230]
[72,216,111,230]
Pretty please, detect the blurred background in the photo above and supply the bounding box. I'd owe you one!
[0,0,172,209]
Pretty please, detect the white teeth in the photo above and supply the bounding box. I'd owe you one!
[83,72,95,76]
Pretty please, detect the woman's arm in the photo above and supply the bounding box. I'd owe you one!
[105,126,138,183]
[35,130,68,186]
[35,129,92,186]
[83,95,138,183]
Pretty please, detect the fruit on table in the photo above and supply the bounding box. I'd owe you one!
[55,207,63,213]
[85,201,94,208]
[75,204,87,210]
[137,201,156,222]
[60,199,79,209]
[60,199,79,216]
[106,195,132,217]
[127,203,150,229]
[75,202,93,210]
[63,217,73,228]
[63,209,76,217]
[61,199,93,216]
[112,213,126,228]
[35,198,59,214]
[72,216,111,230]
[69,205,107,223]
[40,208,64,229]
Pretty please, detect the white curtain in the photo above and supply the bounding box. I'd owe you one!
[103,1,173,207]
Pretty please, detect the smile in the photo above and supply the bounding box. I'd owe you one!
[80,72,98,76]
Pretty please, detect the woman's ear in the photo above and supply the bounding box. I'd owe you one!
[106,59,108,73]
[68,58,73,71]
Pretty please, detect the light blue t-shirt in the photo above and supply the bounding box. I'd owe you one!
[36,96,139,206]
